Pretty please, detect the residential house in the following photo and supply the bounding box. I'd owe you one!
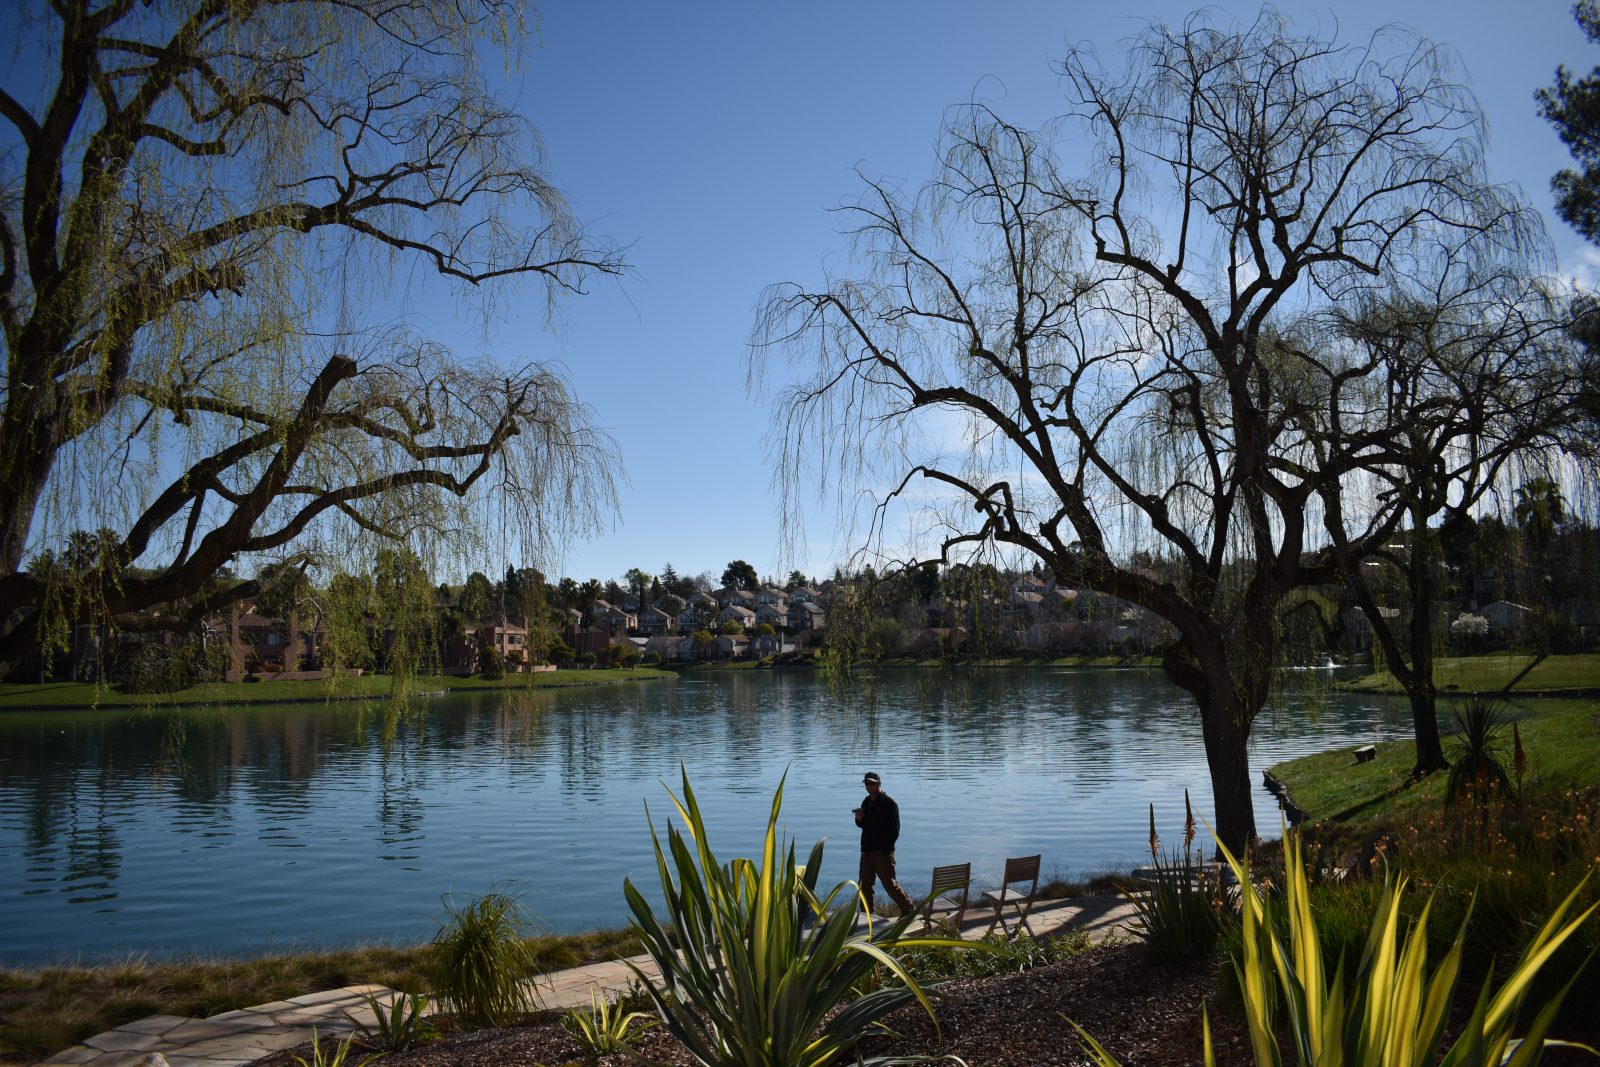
[750,632,792,657]
[1480,600,1532,641]
[643,633,681,660]
[221,601,328,681]
[719,604,757,630]
[1012,574,1047,596]
[1048,586,1081,617]
[564,624,612,661]
[712,634,750,660]
[1339,605,1401,651]
[476,618,530,669]
[1005,589,1045,618]
[790,601,826,631]
[713,586,757,610]
[755,603,790,630]
[594,602,637,634]
[637,606,674,635]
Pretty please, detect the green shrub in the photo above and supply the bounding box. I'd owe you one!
[428,889,536,1028]
[623,768,974,1067]
[898,928,1092,983]
[1072,830,1599,1067]
[124,641,196,693]
[478,646,505,681]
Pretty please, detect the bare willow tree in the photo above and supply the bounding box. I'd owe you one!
[754,12,1542,851]
[1313,260,1576,777]
[0,0,624,677]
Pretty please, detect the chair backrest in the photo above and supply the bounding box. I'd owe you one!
[929,862,970,900]
[1001,854,1041,892]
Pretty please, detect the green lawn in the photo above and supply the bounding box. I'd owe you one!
[0,668,672,710]
[1267,696,1600,829]
[1339,652,1600,694]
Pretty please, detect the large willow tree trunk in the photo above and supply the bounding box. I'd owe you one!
[1199,695,1259,856]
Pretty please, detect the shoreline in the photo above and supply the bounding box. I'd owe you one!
[0,669,673,713]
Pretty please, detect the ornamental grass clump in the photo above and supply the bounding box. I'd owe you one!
[1071,828,1598,1066]
[429,888,538,1028]
[624,768,974,1067]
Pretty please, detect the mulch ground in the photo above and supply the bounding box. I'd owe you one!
[259,944,1251,1067]
[257,942,1600,1067]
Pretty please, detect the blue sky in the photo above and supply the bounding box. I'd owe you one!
[426,1,1596,586]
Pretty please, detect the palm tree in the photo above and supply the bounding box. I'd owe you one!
[1513,477,1565,551]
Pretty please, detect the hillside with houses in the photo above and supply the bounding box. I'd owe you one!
[21,504,1600,688]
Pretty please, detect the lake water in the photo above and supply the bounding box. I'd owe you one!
[0,668,1410,965]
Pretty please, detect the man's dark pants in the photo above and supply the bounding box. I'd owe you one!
[859,849,914,915]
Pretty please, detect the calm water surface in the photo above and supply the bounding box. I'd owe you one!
[0,668,1409,964]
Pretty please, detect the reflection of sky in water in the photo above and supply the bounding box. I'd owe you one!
[0,670,1412,964]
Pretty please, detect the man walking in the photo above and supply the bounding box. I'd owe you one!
[854,770,913,917]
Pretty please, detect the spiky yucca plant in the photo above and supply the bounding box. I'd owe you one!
[1445,696,1514,810]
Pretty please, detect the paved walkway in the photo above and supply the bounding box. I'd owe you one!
[42,896,1137,1067]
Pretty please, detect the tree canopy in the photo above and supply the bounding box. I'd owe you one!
[755,10,1555,851]
[0,0,623,676]
[1539,1,1600,243]
[721,559,759,591]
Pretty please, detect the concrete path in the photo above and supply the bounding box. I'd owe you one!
[42,895,1138,1067]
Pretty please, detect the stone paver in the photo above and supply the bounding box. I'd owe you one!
[44,893,1141,1067]
[83,1030,166,1054]
[106,1017,190,1039]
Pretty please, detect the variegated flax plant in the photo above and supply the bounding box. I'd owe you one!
[624,767,976,1067]
[1074,827,1598,1066]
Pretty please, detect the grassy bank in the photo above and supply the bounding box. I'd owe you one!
[1267,697,1600,829]
[1267,696,1600,1017]
[0,928,643,1061]
[0,668,673,711]
[1338,652,1600,694]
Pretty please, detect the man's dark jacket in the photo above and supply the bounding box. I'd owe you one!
[858,792,901,853]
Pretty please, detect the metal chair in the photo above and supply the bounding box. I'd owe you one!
[919,862,971,932]
[982,854,1041,938]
